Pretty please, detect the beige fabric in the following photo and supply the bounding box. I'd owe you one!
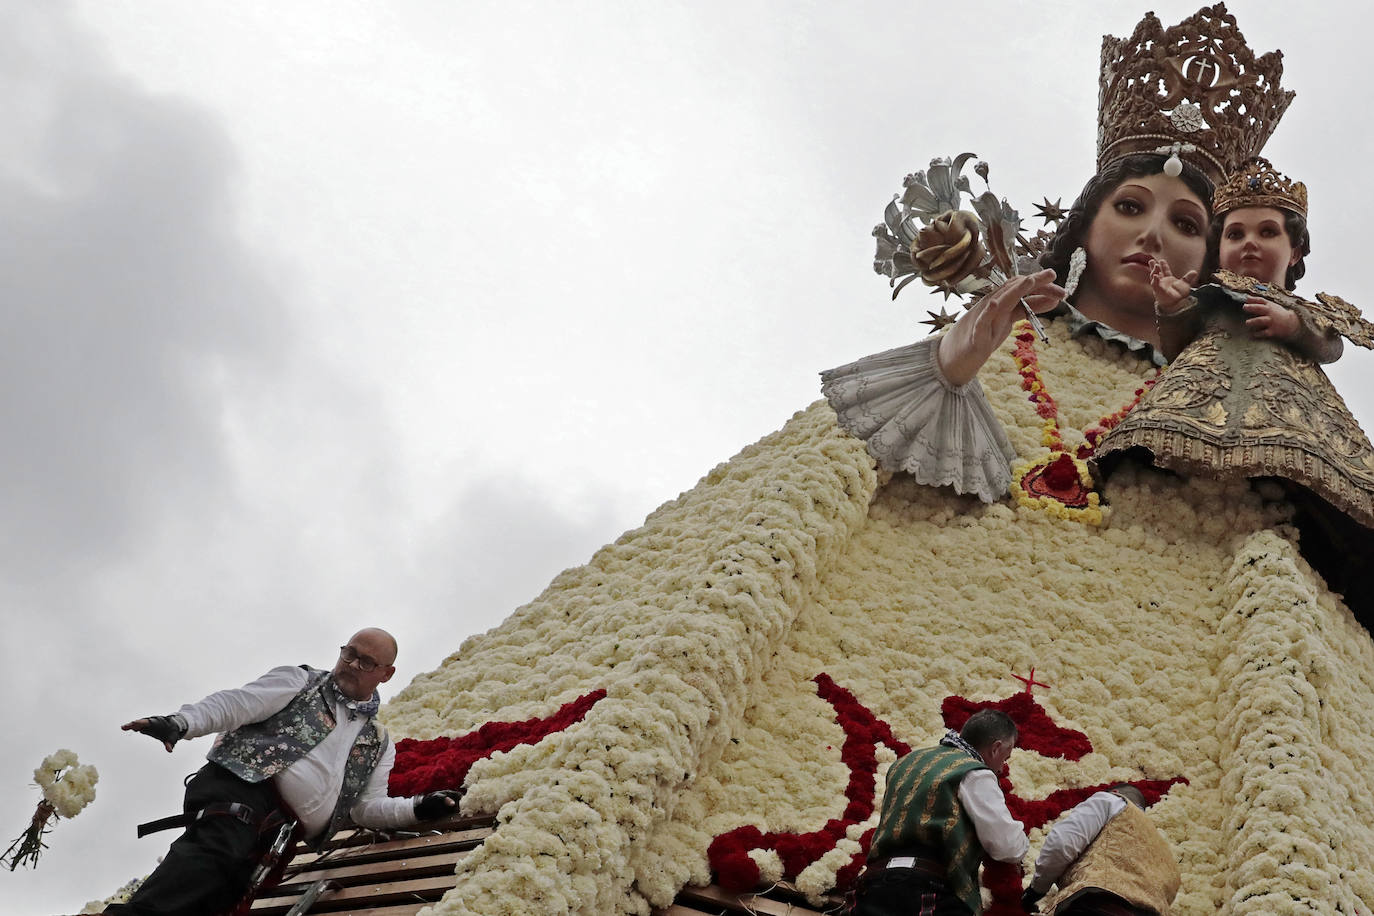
[1049,804,1181,915]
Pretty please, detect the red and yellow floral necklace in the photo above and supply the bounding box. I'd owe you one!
[1008,319,1163,525]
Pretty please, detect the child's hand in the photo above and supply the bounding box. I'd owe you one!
[1149,259,1197,315]
[1243,298,1300,341]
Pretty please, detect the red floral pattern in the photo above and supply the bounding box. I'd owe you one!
[941,688,1092,762]
[709,673,1187,915]
[1021,453,1093,507]
[387,689,607,796]
[708,674,911,892]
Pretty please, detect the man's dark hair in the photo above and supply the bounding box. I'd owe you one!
[1109,783,1147,809]
[960,709,1018,750]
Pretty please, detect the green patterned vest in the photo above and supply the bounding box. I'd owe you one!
[868,745,990,915]
[208,666,389,843]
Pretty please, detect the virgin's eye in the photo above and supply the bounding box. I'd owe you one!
[1174,216,1201,236]
[1114,198,1143,216]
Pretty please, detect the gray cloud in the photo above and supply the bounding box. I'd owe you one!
[404,474,632,676]
[0,3,287,583]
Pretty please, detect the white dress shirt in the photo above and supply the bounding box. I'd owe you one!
[178,665,417,837]
[1029,790,1127,893]
[958,769,1030,862]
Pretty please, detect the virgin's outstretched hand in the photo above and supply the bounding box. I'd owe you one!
[936,269,1065,387]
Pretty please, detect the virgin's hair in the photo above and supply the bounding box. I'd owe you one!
[1201,207,1311,290]
[1040,153,1215,290]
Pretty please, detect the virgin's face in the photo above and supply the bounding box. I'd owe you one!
[1078,173,1209,308]
[1219,206,1299,288]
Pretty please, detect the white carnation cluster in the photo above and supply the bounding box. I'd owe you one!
[35,749,99,819]
[384,402,876,915]
[82,876,145,913]
[379,328,1374,914]
[4,748,100,872]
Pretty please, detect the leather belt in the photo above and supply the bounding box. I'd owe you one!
[865,851,945,882]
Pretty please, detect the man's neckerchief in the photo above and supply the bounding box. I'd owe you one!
[329,678,381,721]
[939,729,987,764]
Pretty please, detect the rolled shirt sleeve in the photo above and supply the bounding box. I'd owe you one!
[177,665,310,739]
[350,741,420,830]
[957,769,1029,863]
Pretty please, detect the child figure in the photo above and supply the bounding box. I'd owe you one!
[1148,156,1344,365]
[1093,157,1374,600]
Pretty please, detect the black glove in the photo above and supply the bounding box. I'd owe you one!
[128,715,188,751]
[1021,887,1046,913]
[414,790,462,821]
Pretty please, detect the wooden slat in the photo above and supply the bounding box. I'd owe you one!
[259,850,468,899]
[287,829,491,873]
[673,883,829,916]
[286,826,492,871]
[283,906,428,916]
[251,875,457,915]
[321,814,495,847]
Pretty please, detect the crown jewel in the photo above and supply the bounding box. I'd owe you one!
[1098,4,1294,184]
[1213,156,1308,217]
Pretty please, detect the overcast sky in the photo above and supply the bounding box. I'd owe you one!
[5,2,1370,912]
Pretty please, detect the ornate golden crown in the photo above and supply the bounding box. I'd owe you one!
[1213,156,1308,217]
[1098,4,1295,184]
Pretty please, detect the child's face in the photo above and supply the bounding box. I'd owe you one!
[1219,207,1299,288]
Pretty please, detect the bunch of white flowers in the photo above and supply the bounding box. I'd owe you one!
[35,749,99,818]
[2,749,99,870]
[82,876,146,913]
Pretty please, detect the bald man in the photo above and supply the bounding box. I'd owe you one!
[107,629,459,916]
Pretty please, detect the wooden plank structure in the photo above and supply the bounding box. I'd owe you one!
[249,814,843,916]
[249,815,494,916]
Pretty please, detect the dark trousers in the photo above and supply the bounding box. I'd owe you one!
[852,866,973,916]
[107,763,284,916]
[1060,892,1154,916]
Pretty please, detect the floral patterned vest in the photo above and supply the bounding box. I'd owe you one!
[208,666,389,842]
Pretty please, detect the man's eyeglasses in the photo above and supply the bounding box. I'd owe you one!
[339,645,384,672]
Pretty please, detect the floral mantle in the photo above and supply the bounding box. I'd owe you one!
[380,326,1374,916]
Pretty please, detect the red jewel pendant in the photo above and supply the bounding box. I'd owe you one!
[1019,452,1092,508]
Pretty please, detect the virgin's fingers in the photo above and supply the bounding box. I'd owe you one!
[1025,291,1066,314]
[987,274,1035,305]
[1024,275,1066,296]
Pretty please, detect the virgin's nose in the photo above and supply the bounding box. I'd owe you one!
[1136,216,1165,253]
